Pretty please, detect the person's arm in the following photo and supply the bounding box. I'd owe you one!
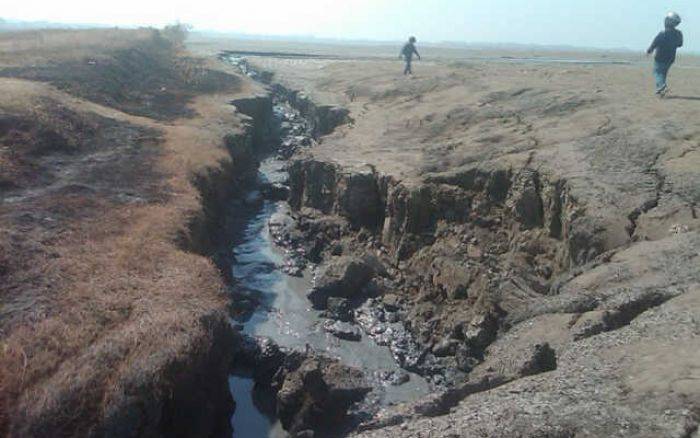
[647,33,661,54]
[678,31,683,48]
[414,47,421,60]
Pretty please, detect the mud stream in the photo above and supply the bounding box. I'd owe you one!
[224,84,429,436]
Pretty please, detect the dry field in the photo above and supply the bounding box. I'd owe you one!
[0,28,260,436]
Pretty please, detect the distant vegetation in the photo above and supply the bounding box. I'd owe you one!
[160,23,192,48]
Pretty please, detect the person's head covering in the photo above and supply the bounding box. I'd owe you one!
[665,11,681,28]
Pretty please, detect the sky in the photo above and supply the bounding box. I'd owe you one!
[2,0,698,52]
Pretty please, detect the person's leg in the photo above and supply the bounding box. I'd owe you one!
[404,59,412,75]
[664,61,674,90]
[654,61,670,93]
[654,61,664,92]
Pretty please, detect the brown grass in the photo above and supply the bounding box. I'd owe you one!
[0,29,240,121]
[0,28,156,67]
[0,28,249,436]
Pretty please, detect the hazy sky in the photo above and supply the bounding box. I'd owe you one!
[3,0,698,51]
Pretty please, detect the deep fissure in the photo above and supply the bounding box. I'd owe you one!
[220,56,433,437]
[221,59,565,433]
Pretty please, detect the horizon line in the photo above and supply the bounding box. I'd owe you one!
[2,17,699,56]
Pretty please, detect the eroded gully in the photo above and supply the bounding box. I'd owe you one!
[222,57,430,437]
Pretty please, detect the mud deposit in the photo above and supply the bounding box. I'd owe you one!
[222,67,429,437]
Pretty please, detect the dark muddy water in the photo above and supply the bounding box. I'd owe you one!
[227,146,429,438]
[229,373,285,437]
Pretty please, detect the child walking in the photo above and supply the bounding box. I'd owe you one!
[400,36,421,75]
[647,12,683,97]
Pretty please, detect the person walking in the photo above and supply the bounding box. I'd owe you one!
[647,12,683,97]
[400,36,421,75]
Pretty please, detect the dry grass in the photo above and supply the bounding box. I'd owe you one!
[0,29,240,121]
[0,28,156,67]
[0,28,248,436]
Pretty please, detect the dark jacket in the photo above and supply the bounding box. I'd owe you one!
[401,42,419,60]
[648,28,683,64]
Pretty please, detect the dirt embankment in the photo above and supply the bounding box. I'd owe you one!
[0,29,270,436]
[235,51,700,436]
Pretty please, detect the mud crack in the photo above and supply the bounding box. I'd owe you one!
[626,151,667,238]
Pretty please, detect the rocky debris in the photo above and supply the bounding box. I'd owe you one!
[375,370,411,386]
[462,313,500,353]
[354,299,441,379]
[231,335,287,383]
[322,297,353,322]
[389,371,410,386]
[355,372,511,433]
[293,211,350,262]
[281,258,305,277]
[431,339,459,357]
[284,152,584,395]
[381,294,402,312]
[221,55,254,77]
[260,181,290,201]
[275,102,315,159]
[286,156,573,377]
[230,333,375,436]
[323,320,362,341]
[268,210,309,277]
[353,233,700,437]
[308,256,376,309]
[272,84,352,136]
[355,344,558,432]
[273,355,372,437]
[288,154,603,370]
[506,168,544,229]
[429,257,478,300]
[455,346,481,372]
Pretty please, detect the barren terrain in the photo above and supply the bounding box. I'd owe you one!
[1,29,698,437]
[207,38,700,437]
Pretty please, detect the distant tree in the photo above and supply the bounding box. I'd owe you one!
[161,22,192,48]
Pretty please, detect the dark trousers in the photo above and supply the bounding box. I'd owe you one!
[404,58,413,75]
[654,60,673,92]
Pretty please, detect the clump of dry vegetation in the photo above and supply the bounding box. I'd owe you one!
[0,27,247,436]
[0,27,239,120]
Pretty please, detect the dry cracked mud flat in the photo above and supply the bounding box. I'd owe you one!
[207,41,700,437]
